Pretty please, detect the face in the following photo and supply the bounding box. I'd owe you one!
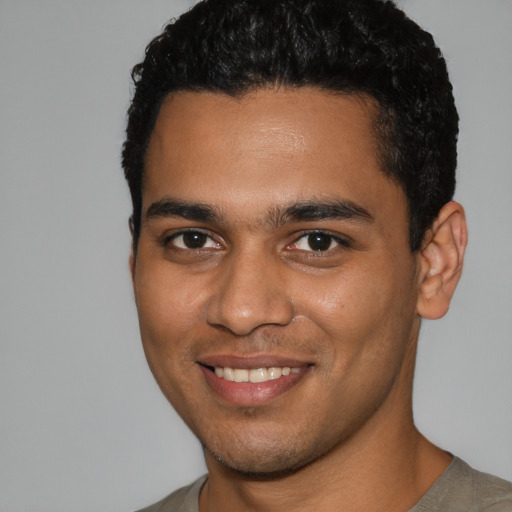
[132,88,423,476]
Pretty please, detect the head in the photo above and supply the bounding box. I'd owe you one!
[122,0,466,479]
[122,0,459,254]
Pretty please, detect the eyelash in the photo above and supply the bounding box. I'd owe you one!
[163,229,351,253]
[290,230,351,253]
[163,229,220,251]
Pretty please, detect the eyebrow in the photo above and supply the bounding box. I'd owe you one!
[144,197,374,226]
[146,198,220,223]
[275,200,374,226]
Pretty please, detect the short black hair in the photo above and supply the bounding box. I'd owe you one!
[122,0,458,251]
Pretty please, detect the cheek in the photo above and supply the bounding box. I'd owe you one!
[134,263,208,355]
[133,264,210,408]
[297,258,418,352]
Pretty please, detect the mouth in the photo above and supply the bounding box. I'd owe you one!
[198,357,312,406]
[210,365,301,383]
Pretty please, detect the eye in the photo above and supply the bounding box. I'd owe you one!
[291,231,348,252]
[168,230,220,250]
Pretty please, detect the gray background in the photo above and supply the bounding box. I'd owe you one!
[0,1,510,511]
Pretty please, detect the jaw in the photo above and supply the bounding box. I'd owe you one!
[139,304,423,479]
[197,339,419,481]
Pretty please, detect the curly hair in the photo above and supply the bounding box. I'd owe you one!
[122,0,458,251]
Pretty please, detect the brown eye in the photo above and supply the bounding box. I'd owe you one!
[294,232,335,251]
[182,232,207,248]
[307,233,333,251]
[170,231,220,250]
[290,231,350,253]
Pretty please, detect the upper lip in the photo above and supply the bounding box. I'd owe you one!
[198,354,312,369]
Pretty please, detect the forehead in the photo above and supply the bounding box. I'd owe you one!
[146,88,379,165]
[143,87,403,226]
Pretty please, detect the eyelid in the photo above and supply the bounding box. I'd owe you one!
[163,228,222,250]
[161,227,351,253]
[288,229,352,252]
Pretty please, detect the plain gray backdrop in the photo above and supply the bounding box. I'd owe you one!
[1,1,511,511]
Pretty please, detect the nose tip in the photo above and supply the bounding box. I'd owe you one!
[205,259,294,336]
[207,298,293,336]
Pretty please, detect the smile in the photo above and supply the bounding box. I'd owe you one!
[199,360,311,406]
[213,366,301,383]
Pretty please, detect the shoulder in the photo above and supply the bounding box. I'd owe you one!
[135,475,207,512]
[411,457,512,512]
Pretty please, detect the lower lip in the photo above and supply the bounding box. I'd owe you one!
[199,365,310,406]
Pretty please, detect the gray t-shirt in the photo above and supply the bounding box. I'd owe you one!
[137,457,512,511]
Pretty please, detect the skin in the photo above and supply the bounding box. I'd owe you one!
[131,88,467,511]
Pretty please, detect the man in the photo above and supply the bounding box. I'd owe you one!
[122,0,512,510]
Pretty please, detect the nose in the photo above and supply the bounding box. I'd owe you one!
[205,251,294,336]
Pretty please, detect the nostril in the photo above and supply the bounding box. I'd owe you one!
[204,266,294,335]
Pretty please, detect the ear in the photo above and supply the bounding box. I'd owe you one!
[416,201,468,320]
[129,216,136,281]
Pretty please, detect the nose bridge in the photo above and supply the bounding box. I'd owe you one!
[206,245,294,335]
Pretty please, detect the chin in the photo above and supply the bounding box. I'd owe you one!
[203,437,326,480]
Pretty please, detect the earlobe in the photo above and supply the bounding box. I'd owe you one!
[417,201,468,320]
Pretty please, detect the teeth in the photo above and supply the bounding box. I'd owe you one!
[249,368,267,383]
[233,369,249,382]
[223,367,234,381]
[213,366,302,383]
[268,367,281,379]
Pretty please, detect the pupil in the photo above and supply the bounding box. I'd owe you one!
[183,232,206,248]
[308,233,331,251]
